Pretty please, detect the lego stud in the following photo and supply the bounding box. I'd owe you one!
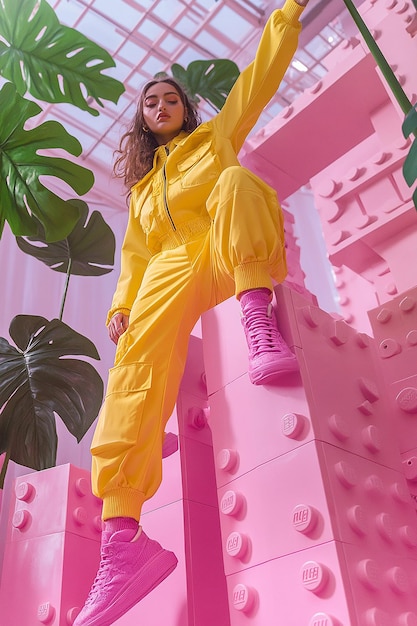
[292,504,318,534]
[67,607,80,625]
[280,105,293,119]
[379,338,401,359]
[309,80,323,95]
[391,481,410,504]
[15,481,35,502]
[300,561,329,594]
[73,506,88,526]
[309,613,338,626]
[301,305,320,328]
[356,333,370,349]
[281,412,305,439]
[75,477,90,497]
[387,566,409,594]
[399,296,416,312]
[37,602,55,624]
[376,309,392,324]
[347,505,368,536]
[396,387,417,413]
[399,525,417,548]
[329,320,349,345]
[217,449,239,473]
[12,508,31,530]
[328,413,350,442]
[93,515,104,533]
[375,512,394,543]
[187,406,208,429]
[356,559,381,591]
[334,461,358,488]
[364,474,384,498]
[317,178,339,199]
[406,330,417,346]
[362,425,381,453]
[358,377,379,403]
[232,583,257,613]
[399,612,417,626]
[226,531,250,559]
[220,490,245,517]
[403,456,417,482]
[365,607,390,626]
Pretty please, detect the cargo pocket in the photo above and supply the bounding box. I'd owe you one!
[91,361,152,452]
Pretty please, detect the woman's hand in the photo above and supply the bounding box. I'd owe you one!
[108,313,130,345]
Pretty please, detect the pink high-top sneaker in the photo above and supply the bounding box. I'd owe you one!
[240,289,298,385]
[73,526,177,626]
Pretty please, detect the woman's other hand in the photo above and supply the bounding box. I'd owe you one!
[108,313,130,344]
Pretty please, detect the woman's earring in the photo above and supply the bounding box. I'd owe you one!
[142,126,149,133]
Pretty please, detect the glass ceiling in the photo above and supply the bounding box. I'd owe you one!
[40,0,352,207]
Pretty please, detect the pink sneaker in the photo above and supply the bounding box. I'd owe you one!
[73,527,178,626]
[240,289,298,385]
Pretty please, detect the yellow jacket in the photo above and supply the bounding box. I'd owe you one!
[108,0,304,323]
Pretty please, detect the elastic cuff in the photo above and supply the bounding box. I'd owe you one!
[234,261,273,298]
[106,307,131,326]
[101,487,145,522]
[282,0,305,25]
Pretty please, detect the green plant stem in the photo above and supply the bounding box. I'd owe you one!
[0,449,10,490]
[59,257,72,321]
[342,0,413,115]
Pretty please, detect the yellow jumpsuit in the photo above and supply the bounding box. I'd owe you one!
[91,0,304,521]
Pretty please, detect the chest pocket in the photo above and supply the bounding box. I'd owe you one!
[177,141,220,188]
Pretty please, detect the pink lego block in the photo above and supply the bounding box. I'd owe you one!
[341,542,417,625]
[318,442,417,559]
[368,286,417,385]
[401,447,417,514]
[240,38,389,201]
[6,464,102,543]
[289,292,402,470]
[224,542,355,626]
[368,287,417,455]
[209,374,312,488]
[216,441,417,579]
[0,530,100,625]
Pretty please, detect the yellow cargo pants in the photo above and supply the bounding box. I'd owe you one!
[91,166,287,521]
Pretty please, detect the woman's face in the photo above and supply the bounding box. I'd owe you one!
[142,82,186,145]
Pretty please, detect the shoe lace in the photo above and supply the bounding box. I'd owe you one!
[85,546,113,606]
[243,302,286,356]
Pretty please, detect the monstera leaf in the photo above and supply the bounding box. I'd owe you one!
[16,201,115,277]
[402,105,417,209]
[0,0,124,115]
[0,82,94,241]
[0,315,103,474]
[157,59,240,112]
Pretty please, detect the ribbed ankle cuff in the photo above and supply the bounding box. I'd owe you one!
[102,487,145,522]
[234,261,273,298]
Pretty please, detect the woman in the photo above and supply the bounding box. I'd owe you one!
[74,1,309,624]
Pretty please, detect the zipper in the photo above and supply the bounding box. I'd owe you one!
[162,146,176,232]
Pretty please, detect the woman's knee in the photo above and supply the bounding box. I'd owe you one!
[217,165,258,190]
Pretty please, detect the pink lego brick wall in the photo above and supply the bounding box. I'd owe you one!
[2,0,417,624]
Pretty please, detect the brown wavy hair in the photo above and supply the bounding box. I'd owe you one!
[113,77,202,189]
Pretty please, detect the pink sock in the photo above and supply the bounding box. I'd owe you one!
[104,517,138,534]
[240,288,271,305]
